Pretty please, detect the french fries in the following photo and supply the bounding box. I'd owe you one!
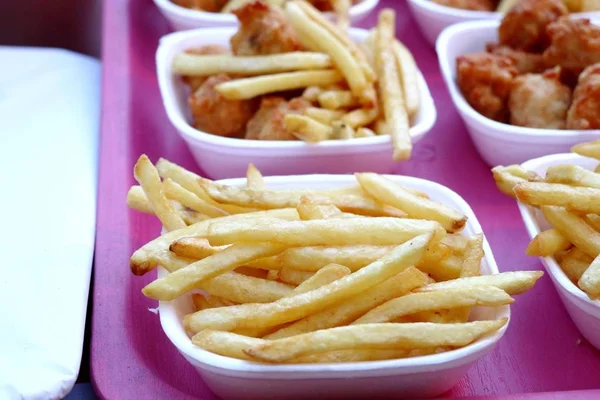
[514,182,600,214]
[526,229,571,257]
[375,10,411,161]
[491,165,542,199]
[392,41,420,118]
[127,159,541,364]
[285,114,333,142]
[318,90,358,110]
[172,52,333,76]
[216,70,343,100]
[572,140,600,160]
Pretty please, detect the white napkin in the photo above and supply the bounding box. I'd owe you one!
[0,47,100,400]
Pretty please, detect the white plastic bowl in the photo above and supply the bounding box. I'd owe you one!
[154,0,379,30]
[517,153,600,350]
[157,28,437,179]
[157,174,509,400]
[437,19,600,167]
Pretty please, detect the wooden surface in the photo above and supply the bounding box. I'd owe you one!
[92,0,600,398]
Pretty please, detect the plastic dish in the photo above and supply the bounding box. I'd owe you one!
[156,28,437,179]
[517,153,600,350]
[157,173,509,400]
[153,0,379,30]
[437,19,600,167]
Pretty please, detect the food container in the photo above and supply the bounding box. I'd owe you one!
[517,153,600,350]
[156,27,437,179]
[153,0,380,30]
[436,19,600,167]
[157,173,509,400]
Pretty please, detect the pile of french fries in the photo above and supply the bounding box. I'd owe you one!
[173,2,421,161]
[493,139,600,300]
[127,154,542,363]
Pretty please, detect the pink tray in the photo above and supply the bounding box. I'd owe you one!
[92,0,600,398]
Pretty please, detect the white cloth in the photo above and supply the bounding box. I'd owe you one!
[0,47,100,400]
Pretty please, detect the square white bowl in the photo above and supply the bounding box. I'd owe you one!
[156,28,437,179]
[157,174,509,400]
[154,0,380,30]
[517,153,600,350]
[436,19,600,167]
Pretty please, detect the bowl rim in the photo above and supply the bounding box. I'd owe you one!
[153,0,380,22]
[436,19,600,141]
[156,27,437,150]
[517,153,600,315]
[407,0,499,19]
[157,173,510,377]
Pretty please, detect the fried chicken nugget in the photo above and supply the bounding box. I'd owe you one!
[245,97,311,140]
[230,1,303,56]
[543,17,600,76]
[432,0,496,11]
[173,0,228,11]
[457,53,518,122]
[499,0,567,52]
[486,43,547,74]
[567,63,600,130]
[509,67,571,129]
[189,73,258,137]
[182,45,229,92]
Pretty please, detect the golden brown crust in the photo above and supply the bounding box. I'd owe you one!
[567,63,600,130]
[245,97,311,140]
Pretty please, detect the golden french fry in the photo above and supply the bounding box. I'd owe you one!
[392,40,420,118]
[297,197,343,220]
[191,293,210,312]
[496,0,519,12]
[585,214,600,231]
[559,247,592,283]
[461,234,484,277]
[545,164,600,189]
[129,208,298,275]
[278,268,315,285]
[156,158,256,214]
[443,234,469,254]
[142,242,287,300]
[491,165,542,199]
[193,330,261,361]
[265,267,429,340]
[216,70,343,100]
[207,217,444,247]
[246,320,507,362]
[581,0,600,11]
[355,127,376,138]
[163,178,229,218]
[184,233,433,333]
[595,164,600,173]
[418,271,544,295]
[374,118,389,135]
[134,155,186,232]
[236,266,268,279]
[204,295,237,308]
[285,2,368,102]
[292,0,376,83]
[126,186,154,214]
[302,86,323,102]
[170,237,228,260]
[199,179,406,217]
[304,107,344,124]
[246,163,264,190]
[353,286,513,325]
[356,173,467,233]
[332,121,355,139]
[179,209,210,225]
[285,114,333,142]
[318,90,358,110]
[267,270,279,281]
[173,52,333,76]
[526,229,571,257]
[579,254,600,299]
[542,206,600,257]
[290,264,351,294]
[418,254,463,281]
[332,0,350,30]
[342,107,379,128]
[572,140,600,160]
[515,182,600,214]
[375,10,411,161]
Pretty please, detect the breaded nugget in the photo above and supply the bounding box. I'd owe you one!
[246,97,310,140]
[230,1,302,56]
[432,0,496,11]
[508,67,571,129]
[486,43,547,74]
[182,45,229,92]
[173,0,228,11]
[567,63,600,130]
[457,52,518,122]
[189,73,257,137]
[543,17,600,76]
[499,0,567,52]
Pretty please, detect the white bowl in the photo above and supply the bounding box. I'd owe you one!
[157,28,437,179]
[154,0,380,30]
[517,153,600,350]
[437,19,600,167]
[408,0,600,47]
[157,174,509,400]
